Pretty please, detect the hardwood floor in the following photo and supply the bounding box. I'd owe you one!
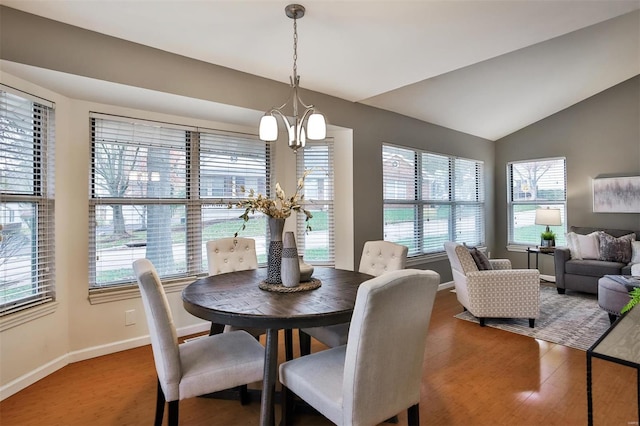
[0,289,636,425]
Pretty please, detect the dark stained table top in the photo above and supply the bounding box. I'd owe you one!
[182,267,374,330]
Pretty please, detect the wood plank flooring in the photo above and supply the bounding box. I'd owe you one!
[0,289,637,425]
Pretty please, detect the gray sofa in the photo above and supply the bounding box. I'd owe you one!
[554,226,639,295]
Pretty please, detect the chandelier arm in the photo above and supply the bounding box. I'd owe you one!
[270,109,293,130]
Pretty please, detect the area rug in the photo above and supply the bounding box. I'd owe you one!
[454,285,611,351]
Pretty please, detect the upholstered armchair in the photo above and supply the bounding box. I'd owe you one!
[444,242,540,327]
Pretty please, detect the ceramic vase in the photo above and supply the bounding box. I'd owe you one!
[266,217,285,284]
[299,255,314,282]
[281,231,300,287]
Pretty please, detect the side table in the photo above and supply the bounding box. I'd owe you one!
[586,305,640,425]
[526,246,555,269]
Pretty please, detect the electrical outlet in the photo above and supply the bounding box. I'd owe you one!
[125,309,136,326]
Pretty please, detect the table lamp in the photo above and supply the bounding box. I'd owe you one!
[535,208,562,247]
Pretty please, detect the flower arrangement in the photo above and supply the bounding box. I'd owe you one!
[230,170,313,237]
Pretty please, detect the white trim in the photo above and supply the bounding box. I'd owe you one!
[438,280,455,291]
[88,278,195,304]
[0,321,210,401]
[0,301,58,332]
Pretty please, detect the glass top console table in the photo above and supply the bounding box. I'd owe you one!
[587,305,640,425]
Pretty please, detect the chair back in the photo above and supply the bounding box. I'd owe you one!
[133,259,182,402]
[206,237,258,276]
[343,269,440,425]
[358,240,408,277]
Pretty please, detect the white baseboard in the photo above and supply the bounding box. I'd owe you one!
[439,281,454,291]
[0,322,210,401]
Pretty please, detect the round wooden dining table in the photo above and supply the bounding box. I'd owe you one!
[182,266,374,426]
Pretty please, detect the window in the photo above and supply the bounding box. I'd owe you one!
[383,144,484,257]
[89,114,271,288]
[0,88,55,315]
[296,139,334,264]
[507,157,566,247]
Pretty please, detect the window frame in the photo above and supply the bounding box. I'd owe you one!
[88,113,273,293]
[0,87,56,316]
[506,157,567,249]
[295,138,335,265]
[382,143,485,258]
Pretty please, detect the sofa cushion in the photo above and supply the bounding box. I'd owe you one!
[565,259,627,278]
[598,232,635,263]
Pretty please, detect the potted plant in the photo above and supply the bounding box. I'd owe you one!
[540,230,556,248]
[621,287,640,315]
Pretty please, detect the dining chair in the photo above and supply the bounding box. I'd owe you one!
[279,269,440,426]
[299,240,408,355]
[206,237,265,337]
[132,259,265,425]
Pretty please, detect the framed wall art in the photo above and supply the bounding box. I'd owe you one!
[592,176,640,213]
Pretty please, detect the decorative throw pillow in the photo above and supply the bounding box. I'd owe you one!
[467,247,493,270]
[574,232,600,260]
[598,232,635,263]
[630,241,640,265]
[565,231,600,260]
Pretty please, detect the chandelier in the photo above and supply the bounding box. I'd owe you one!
[259,4,326,152]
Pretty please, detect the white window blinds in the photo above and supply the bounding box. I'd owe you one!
[507,157,567,246]
[89,114,271,288]
[1,88,56,315]
[296,139,334,264]
[383,144,485,256]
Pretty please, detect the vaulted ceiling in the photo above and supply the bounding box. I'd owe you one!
[2,1,639,140]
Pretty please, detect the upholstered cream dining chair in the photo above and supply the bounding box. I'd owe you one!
[132,259,265,425]
[280,269,440,426]
[299,240,408,355]
[205,237,265,337]
[444,241,540,327]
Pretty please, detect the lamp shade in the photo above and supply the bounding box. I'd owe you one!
[535,208,562,226]
[259,115,278,141]
[306,113,326,140]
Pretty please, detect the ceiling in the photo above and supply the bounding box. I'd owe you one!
[2,0,639,141]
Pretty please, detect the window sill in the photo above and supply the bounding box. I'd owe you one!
[88,276,197,305]
[407,252,448,267]
[0,300,58,332]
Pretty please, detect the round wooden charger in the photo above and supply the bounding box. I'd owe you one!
[259,277,322,293]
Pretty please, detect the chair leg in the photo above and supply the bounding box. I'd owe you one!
[209,322,224,335]
[239,384,250,405]
[557,288,566,295]
[285,329,294,361]
[608,313,617,324]
[299,329,311,356]
[154,379,165,426]
[407,404,419,426]
[167,400,179,426]
[479,318,486,327]
[281,385,294,426]
[529,318,535,328]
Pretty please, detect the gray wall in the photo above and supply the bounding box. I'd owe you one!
[0,5,495,281]
[495,75,640,270]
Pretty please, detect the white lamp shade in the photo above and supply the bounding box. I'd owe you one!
[259,115,278,141]
[534,208,562,226]
[306,113,326,140]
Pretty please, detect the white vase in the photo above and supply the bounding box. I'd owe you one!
[299,255,314,282]
[281,232,300,287]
